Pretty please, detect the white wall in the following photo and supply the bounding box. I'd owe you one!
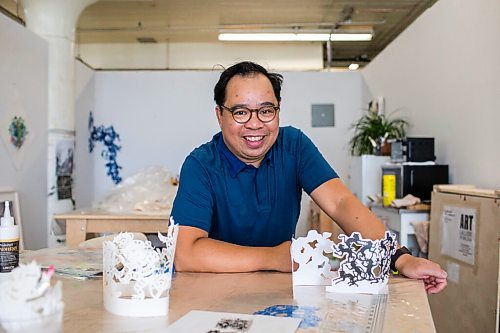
[78,42,323,71]
[280,71,365,236]
[78,43,169,69]
[280,72,364,180]
[363,0,500,188]
[90,70,221,200]
[79,70,364,235]
[0,13,49,249]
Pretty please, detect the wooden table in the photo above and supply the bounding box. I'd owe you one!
[19,248,436,332]
[54,210,169,247]
[58,273,436,333]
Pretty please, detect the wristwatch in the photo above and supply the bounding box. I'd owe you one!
[390,246,412,272]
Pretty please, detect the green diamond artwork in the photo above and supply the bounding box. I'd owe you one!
[8,116,28,149]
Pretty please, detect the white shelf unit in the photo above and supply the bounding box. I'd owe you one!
[348,155,390,207]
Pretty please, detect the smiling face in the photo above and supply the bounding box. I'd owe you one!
[216,73,280,167]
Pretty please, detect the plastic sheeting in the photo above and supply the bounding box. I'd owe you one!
[93,166,177,215]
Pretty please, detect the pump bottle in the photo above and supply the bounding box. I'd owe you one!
[0,201,20,273]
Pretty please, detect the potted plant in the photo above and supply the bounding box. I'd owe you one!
[349,110,408,156]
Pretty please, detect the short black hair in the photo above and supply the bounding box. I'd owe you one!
[213,61,283,106]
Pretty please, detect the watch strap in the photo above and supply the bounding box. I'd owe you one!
[390,246,412,272]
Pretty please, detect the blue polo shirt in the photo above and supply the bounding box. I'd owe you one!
[171,126,338,247]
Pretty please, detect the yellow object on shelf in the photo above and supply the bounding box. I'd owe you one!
[382,174,396,206]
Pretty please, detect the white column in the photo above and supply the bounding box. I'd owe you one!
[21,0,97,247]
[22,0,97,131]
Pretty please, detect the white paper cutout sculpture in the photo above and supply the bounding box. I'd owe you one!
[103,217,179,317]
[326,231,397,294]
[0,261,64,332]
[291,230,336,285]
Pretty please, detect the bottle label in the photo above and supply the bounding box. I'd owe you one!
[0,239,19,273]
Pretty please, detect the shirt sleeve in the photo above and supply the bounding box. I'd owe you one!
[170,155,214,232]
[297,130,338,194]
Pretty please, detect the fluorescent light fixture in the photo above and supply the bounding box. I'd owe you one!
[219,33,330,41]
[331,33,372,42]
[348,63,360,70]
[218,32,372,42]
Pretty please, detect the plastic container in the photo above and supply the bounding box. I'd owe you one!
[0,201,20,273]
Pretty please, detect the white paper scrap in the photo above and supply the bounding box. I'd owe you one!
[164,310,301,333]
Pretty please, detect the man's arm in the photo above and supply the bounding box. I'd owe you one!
[174,226,292,273]
[311,178,447,294]
[310,178,387,239]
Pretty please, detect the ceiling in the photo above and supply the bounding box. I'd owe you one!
[0,0,438,68]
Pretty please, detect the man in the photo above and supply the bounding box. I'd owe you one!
[171,61,447,294]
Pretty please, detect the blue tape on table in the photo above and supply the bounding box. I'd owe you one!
[254,305,320,328]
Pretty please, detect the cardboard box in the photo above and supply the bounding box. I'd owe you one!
[428,185,500,333]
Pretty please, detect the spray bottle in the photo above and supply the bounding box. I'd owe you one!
[0,201,20,273]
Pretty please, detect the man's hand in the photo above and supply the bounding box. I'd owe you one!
[395,254,448,294]
[310,179,448,294]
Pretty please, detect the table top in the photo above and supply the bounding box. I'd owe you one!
[54,209,169,220]
[20,248,435,333]
[61,273,434,332]
[369,203,431,214]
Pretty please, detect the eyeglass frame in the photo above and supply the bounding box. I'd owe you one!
[218,104,280,124]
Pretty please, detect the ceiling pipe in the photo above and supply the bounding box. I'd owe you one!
[77,21,384,33]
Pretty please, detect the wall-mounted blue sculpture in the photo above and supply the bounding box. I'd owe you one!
[88,112,122,184]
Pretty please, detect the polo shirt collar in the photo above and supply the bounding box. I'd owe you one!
[216,133,274,177]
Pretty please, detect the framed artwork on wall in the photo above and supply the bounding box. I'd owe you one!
[0,191,24,250]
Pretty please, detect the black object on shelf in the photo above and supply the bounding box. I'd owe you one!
[407,137,435,162]
[391,137,436,162]
[382,164,449,202]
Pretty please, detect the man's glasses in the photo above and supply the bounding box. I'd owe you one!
[219,105,280,124]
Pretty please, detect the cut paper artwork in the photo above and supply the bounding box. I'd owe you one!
[103,217,178,317]
[292,230,398,294]
[254,305,321,329]
[165,310,301,333]
[326,231,397,294]
[0,262,64,332]
[291,230,336,286]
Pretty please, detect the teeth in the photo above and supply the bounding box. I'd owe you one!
[245,136,263,142]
